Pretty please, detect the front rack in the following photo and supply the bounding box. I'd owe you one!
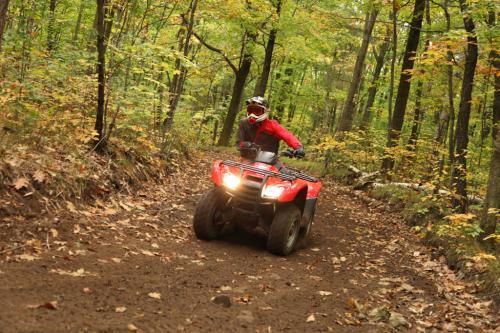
[222,160,318,183]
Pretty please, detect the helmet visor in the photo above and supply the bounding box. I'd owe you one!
[247,105,266,117]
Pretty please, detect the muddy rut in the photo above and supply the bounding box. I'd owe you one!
[0,152,498,332]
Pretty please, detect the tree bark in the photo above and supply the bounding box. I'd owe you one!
[254,0,281,97]
[73,0,85,42]
[451,0,478,212]
[360,32,390,130]
[217,51,253,146]
[337,9,378,133]
[382,0,425,170]
[480,9,499,238]
[164,0,199,130]
[0,0,9,52]
[94,0,107,147]
[47,0,57,51]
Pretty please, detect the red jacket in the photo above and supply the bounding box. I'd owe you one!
[237,118,301,154]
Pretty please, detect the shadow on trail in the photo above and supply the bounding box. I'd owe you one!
[216,227,269,254]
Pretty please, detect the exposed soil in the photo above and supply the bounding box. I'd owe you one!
[0,151,498,332]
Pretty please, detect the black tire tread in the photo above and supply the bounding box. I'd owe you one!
[267,204,301,256]
[193,189,223,240]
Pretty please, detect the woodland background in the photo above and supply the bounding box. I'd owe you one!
[0,0,498,287]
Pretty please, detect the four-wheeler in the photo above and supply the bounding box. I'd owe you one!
[193,145,322,256]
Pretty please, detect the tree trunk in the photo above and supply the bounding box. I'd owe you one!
[360,32,390,130]
[217,53,252,146]
[164,0,198,130]
[254,0,281,97]
[337,9,378,133]
[407,80,424,150]
[73,0,85,42]
[451,0,478,212]
[0,0,9,52]
[382,0,425,170]
[407,1,431,151]
[480,10,499,239]
[94,0,106,147]
[47,0,57,51]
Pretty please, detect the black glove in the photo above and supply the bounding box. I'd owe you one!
[294,146,305,158]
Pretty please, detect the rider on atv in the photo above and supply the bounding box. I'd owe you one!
[237,96,305,160]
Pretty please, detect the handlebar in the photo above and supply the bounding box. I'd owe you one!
[280,148,303,159]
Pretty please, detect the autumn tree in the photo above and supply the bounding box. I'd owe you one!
[382,0,426,170]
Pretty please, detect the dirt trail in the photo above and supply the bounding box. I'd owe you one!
[0,152,498,333]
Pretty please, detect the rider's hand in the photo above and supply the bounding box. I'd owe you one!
[294,146,305,158]
[240,141,253,149]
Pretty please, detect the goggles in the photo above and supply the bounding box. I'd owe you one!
[247,105,266,116]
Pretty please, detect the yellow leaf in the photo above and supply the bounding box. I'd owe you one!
[148,292,161,299]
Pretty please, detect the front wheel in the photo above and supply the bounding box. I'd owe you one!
[193,188,226,240]
[267,204,302,256]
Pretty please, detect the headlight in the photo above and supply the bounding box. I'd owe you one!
[222,172,240,190]
[262,185,285,199]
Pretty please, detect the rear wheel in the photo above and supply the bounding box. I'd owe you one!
[193,188,226,240]
[267,204,301,256]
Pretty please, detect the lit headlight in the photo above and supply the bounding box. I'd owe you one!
[262,185,285,199]
[222,172,240,190]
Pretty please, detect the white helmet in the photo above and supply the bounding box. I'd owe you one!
[246,96,269,124]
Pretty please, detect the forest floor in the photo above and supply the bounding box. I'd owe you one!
[0,151,498,333]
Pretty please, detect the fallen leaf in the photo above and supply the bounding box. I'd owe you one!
[50,268,96,277]
[104,208,117,215]
[50,228,59,238]
[388,311,409,328]
[33,170,46,183]
[13,177,29,190]
[16,253,39,261]
[306,314,316,323]
[67,202,78,213]
[148,292,161,299]
[27,301,58,310]
[111,257,122,263]
[115,306,127,313]
[141,250,155,257]
[127,323,138,331]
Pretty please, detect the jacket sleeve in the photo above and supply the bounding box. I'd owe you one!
[236,119,246,149]
[271,121,301,149]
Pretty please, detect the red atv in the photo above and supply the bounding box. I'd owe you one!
[193,145,322,255]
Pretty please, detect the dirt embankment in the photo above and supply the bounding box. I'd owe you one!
[0,151,498,332]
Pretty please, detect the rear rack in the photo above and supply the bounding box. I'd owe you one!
[222,160,318,183]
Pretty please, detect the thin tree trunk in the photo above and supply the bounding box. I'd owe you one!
[387,2,398,140]
[164,0,199,130]
[254,0,281,97]
[451,0,479,212]
[408,2,431,151]
[0,0,9,52]
[287,65,307,124]
[382,0,425,170]
[480,8,499,239]
[407,80,424,150]
[337,9,378,133]
[47,0,57,51]
[360,32,390,130]
[73,0,85,42]
[94,0,106,147]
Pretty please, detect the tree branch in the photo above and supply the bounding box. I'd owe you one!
[191,30,238,73]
